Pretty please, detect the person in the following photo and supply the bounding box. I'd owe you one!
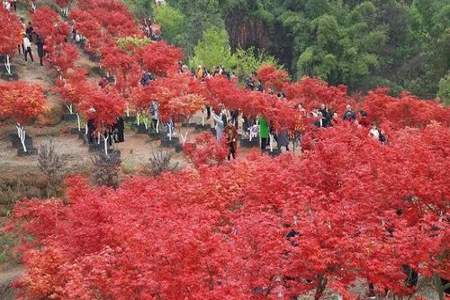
[277,129,290,152]
[359,111,369,127]
[71,22,77,41]
[3,0,10,11]
[87,118,96,144]
[245,76,255,90]
[319,103,332,127]
[212,107,226,141]
[25,22,33,40]
[343,104,356,122]
[196,65,204,80]
[224,121,238,160]
[378,128,387,144]
[313,110,324,128]
[150,100,159,130]
[23,34,33,62]
[369,123,380,141]
[113,117,125,143]
[140,71,153,86]
[36,35,44,66]
[369,123,387,144]
[98,76,109,88]
[258,115,269,151]
[230,109,239,127]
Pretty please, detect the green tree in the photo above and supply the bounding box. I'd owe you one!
[190,27,236,70]
[154,4,186,46]
[123,0,152,18]
[234,47,278,79]
[438,74,450,106]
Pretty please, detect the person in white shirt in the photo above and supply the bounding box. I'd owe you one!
[369,123,380,141]
[3,0,11,11]
[23,35,34,62]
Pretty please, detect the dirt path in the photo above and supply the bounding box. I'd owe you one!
[0,266,23,286]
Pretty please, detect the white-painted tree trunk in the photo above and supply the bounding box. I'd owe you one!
[4,55,11,75]
[180,129,189,145]
[136,113,140,126]
[156,119,159,133]
[85,123,88,135]
[97,132,101,144]
[76,114,81,131]
[103,135,109,156]
[201,113,205,126]
[269,134,274,152]
[143,118,148,129]
[16,124,27,152]
[126,103,130,117]
[168,124,172,141]
[66,104,73,114]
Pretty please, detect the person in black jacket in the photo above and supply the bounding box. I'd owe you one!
[343,104,357,122]
[319,104,333,127]
[87,119,96,144]
[113,117,125,143]
[36,35,45,66]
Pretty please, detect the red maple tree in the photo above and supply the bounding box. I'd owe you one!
[0,7,22,75]
[0,82,46,152]
[140,41,183,76]
[6,123,449,299]
[256,64,289,91]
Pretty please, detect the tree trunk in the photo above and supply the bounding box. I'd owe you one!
[77,114,81,131]
[16,124,27,152]
[66,104,73,114]
[269,134,274,152]
[432,273,449,300]
[4,55,11,75]
[314,275,327,300]
[103,136,109,156]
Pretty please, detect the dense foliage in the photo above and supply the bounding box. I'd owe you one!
[149,0,450,98]
[6,123,450,299]
[0,82,46,124]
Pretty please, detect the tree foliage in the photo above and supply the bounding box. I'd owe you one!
[5,123,450,299]
[0,82,46,124]
[190,27,236,70]
[0,7,22,56]
[154,4,185,46]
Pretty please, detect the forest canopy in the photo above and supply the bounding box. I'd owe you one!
[132,0,449,99]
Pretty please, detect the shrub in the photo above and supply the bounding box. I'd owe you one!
[38,140,66,197]
[144,150,179,176]
[91,151,121,188]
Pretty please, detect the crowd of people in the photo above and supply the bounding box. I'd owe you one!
[94,54,389,161]
[4,0,387,161]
